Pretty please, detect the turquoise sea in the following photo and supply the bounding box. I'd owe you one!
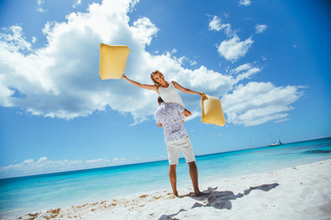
[1,137,331,218]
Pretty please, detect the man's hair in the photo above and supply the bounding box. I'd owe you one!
[157,96,164,104]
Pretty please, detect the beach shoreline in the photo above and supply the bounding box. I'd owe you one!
[10,159,331,220]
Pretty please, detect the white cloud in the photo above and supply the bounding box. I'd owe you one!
[0,0,304,128]
[130,17,159,46]
[37,0,44,5]
[37,157,48,163]
[42,21,56,35]
[231,63,252,74]
[0,156,163,178]
[222,82,304,126]
[23,159,34,164]
[32,36,38,44]
[217,34,254,62]
[209,16,222,31]
[37,0,46,13]
[0,26,32,51]
[189,60,197,66]
[73,0,82,8]
[255,24,267,34]
[209,16,253,62]
[208,15,233,37]
[1,0,158,121]
[235,67,261,82]
[239,0,251,6]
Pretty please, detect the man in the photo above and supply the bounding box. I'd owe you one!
[154,96,202,197]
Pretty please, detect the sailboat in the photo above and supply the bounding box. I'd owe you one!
[268,129,283,147]
[269,139,283,147]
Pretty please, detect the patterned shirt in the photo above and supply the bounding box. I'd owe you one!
[155,103,188,143]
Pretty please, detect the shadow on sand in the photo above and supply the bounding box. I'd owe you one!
[158,183,279,220]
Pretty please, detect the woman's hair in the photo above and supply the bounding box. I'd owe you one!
[150,70,162,88]
[157,96,164,104]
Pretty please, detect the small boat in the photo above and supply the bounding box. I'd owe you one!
[269,140,283,147]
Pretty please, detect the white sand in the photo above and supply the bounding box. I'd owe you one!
[17,159,331,220]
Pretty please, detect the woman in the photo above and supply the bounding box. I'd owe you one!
[122,70,204,120]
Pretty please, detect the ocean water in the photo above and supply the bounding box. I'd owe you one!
[1,137,331,218]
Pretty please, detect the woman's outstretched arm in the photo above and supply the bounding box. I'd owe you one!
[122,74,158,92]
[172,81,204,96]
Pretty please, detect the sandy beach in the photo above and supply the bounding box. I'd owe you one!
[15,159,331,220]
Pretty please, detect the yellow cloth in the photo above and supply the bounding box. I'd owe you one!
[99,44,130,80]
[201,94,226,126]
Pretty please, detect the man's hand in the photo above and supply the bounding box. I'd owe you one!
[183,109,191,117]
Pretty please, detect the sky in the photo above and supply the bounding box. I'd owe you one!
[0,0,330,178]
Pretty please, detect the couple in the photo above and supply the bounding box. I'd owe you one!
[122,70,204,197]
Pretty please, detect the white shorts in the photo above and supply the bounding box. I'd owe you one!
[166,135,195,165]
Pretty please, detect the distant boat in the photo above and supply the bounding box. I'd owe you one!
[269,139,283,147]
[268,129,283,147]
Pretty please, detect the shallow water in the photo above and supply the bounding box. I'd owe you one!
[1,137,330,218]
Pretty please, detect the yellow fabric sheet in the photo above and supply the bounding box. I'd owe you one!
[99,44,130,80]
[201,94,226,126]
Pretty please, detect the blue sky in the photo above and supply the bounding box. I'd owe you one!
[0,0,330,178]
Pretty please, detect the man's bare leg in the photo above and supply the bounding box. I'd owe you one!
[188,161,202,196]
[169,164,178,197]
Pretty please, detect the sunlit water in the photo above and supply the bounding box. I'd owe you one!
[1,137,330,218]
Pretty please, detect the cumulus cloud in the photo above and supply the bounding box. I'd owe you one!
[208,16,253,62]
[0,0,254,123]
[255,24,267,33]
[0,26,32,51]
[209,16,222,31]
[1,0,160,121]
[130,17,159,46]
[217,34,254,62]
[222,82,304,126]
[208,15,233,37]
[0,0,303,128]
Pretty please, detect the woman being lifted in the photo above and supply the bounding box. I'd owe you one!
[122,70,204,120]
